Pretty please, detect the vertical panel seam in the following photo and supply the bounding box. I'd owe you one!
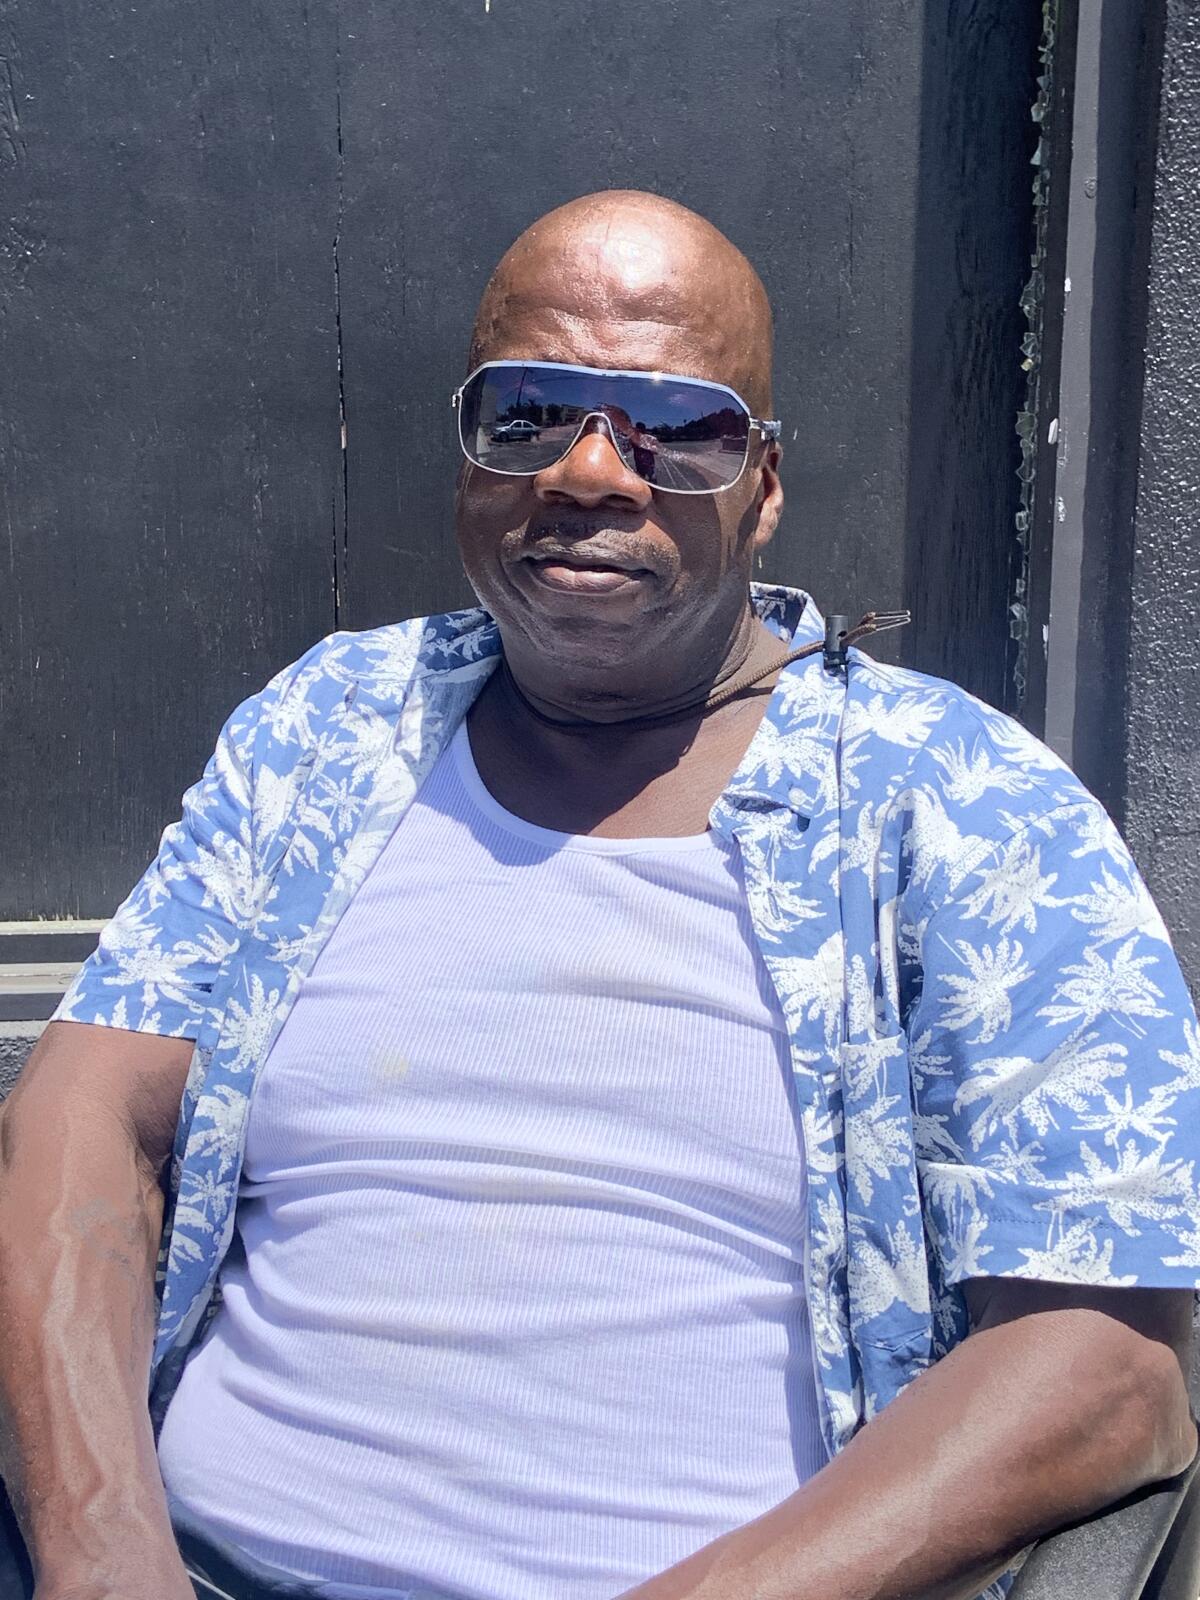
[332,0,347,627]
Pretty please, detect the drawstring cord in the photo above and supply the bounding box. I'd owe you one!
[500,608,912,732]
[703,608,912,711]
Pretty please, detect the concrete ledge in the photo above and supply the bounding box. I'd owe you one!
[0,1022,45,1099]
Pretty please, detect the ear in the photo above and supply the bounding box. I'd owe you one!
[751,443,783,553]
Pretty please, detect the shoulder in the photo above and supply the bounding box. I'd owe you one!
[841,651,1119,904]
[283,605,496,703]
[234,607,497,764]
[320,605,499,688]
[846,650,1091,815]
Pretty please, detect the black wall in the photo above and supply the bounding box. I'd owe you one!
[1122,0,1200,985]
[1,0,1040,919]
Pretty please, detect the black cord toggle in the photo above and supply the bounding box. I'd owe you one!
[822,615,850,672]
[822,609,912,673]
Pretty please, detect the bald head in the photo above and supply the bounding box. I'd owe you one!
[469,191,774,413]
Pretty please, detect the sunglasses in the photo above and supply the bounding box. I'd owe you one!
[451,360,781,495]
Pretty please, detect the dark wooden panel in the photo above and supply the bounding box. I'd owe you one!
[0,1,342,919]
[335,0,1038,720]
[904,0,1043,710]
[1,0,1041,922]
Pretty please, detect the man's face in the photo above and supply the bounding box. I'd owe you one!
[454,221,782,680]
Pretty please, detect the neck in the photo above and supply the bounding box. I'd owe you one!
[499,606,782,730]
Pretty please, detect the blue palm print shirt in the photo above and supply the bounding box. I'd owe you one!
[56,585,1200,1596]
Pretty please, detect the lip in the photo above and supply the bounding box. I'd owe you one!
[521,552,654,596]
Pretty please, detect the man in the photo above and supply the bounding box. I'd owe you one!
[1,190,1198,1600]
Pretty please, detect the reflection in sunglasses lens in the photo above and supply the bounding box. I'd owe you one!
[459,366,752,492]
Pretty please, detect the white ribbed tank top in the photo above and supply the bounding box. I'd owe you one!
[158,721,826,1600]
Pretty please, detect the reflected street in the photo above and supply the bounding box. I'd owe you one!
[479,427,729,491]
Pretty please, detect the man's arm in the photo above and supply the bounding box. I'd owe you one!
[616,1281,1196,1600]
[0,1021,195,1600]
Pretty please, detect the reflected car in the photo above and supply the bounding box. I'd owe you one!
[489,419,542,442]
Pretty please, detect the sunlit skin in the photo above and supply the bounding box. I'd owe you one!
[456,191,787,837]
[458,191,779,707]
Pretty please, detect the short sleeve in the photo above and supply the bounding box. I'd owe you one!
[906,800,1200,1289]
[53,644,327,1041]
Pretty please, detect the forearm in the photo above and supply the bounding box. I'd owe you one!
[617,1298,1196,1600]
[0,1086,175,1585]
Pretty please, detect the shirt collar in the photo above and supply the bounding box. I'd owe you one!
[711,584,843,831]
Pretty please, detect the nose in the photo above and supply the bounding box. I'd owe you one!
[533,415,653,512]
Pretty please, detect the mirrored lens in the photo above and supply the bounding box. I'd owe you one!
[458,365,752,491]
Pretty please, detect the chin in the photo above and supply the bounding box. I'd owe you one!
[507,603,677,681]
[483,565,668,643]
[523,606,656,659]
